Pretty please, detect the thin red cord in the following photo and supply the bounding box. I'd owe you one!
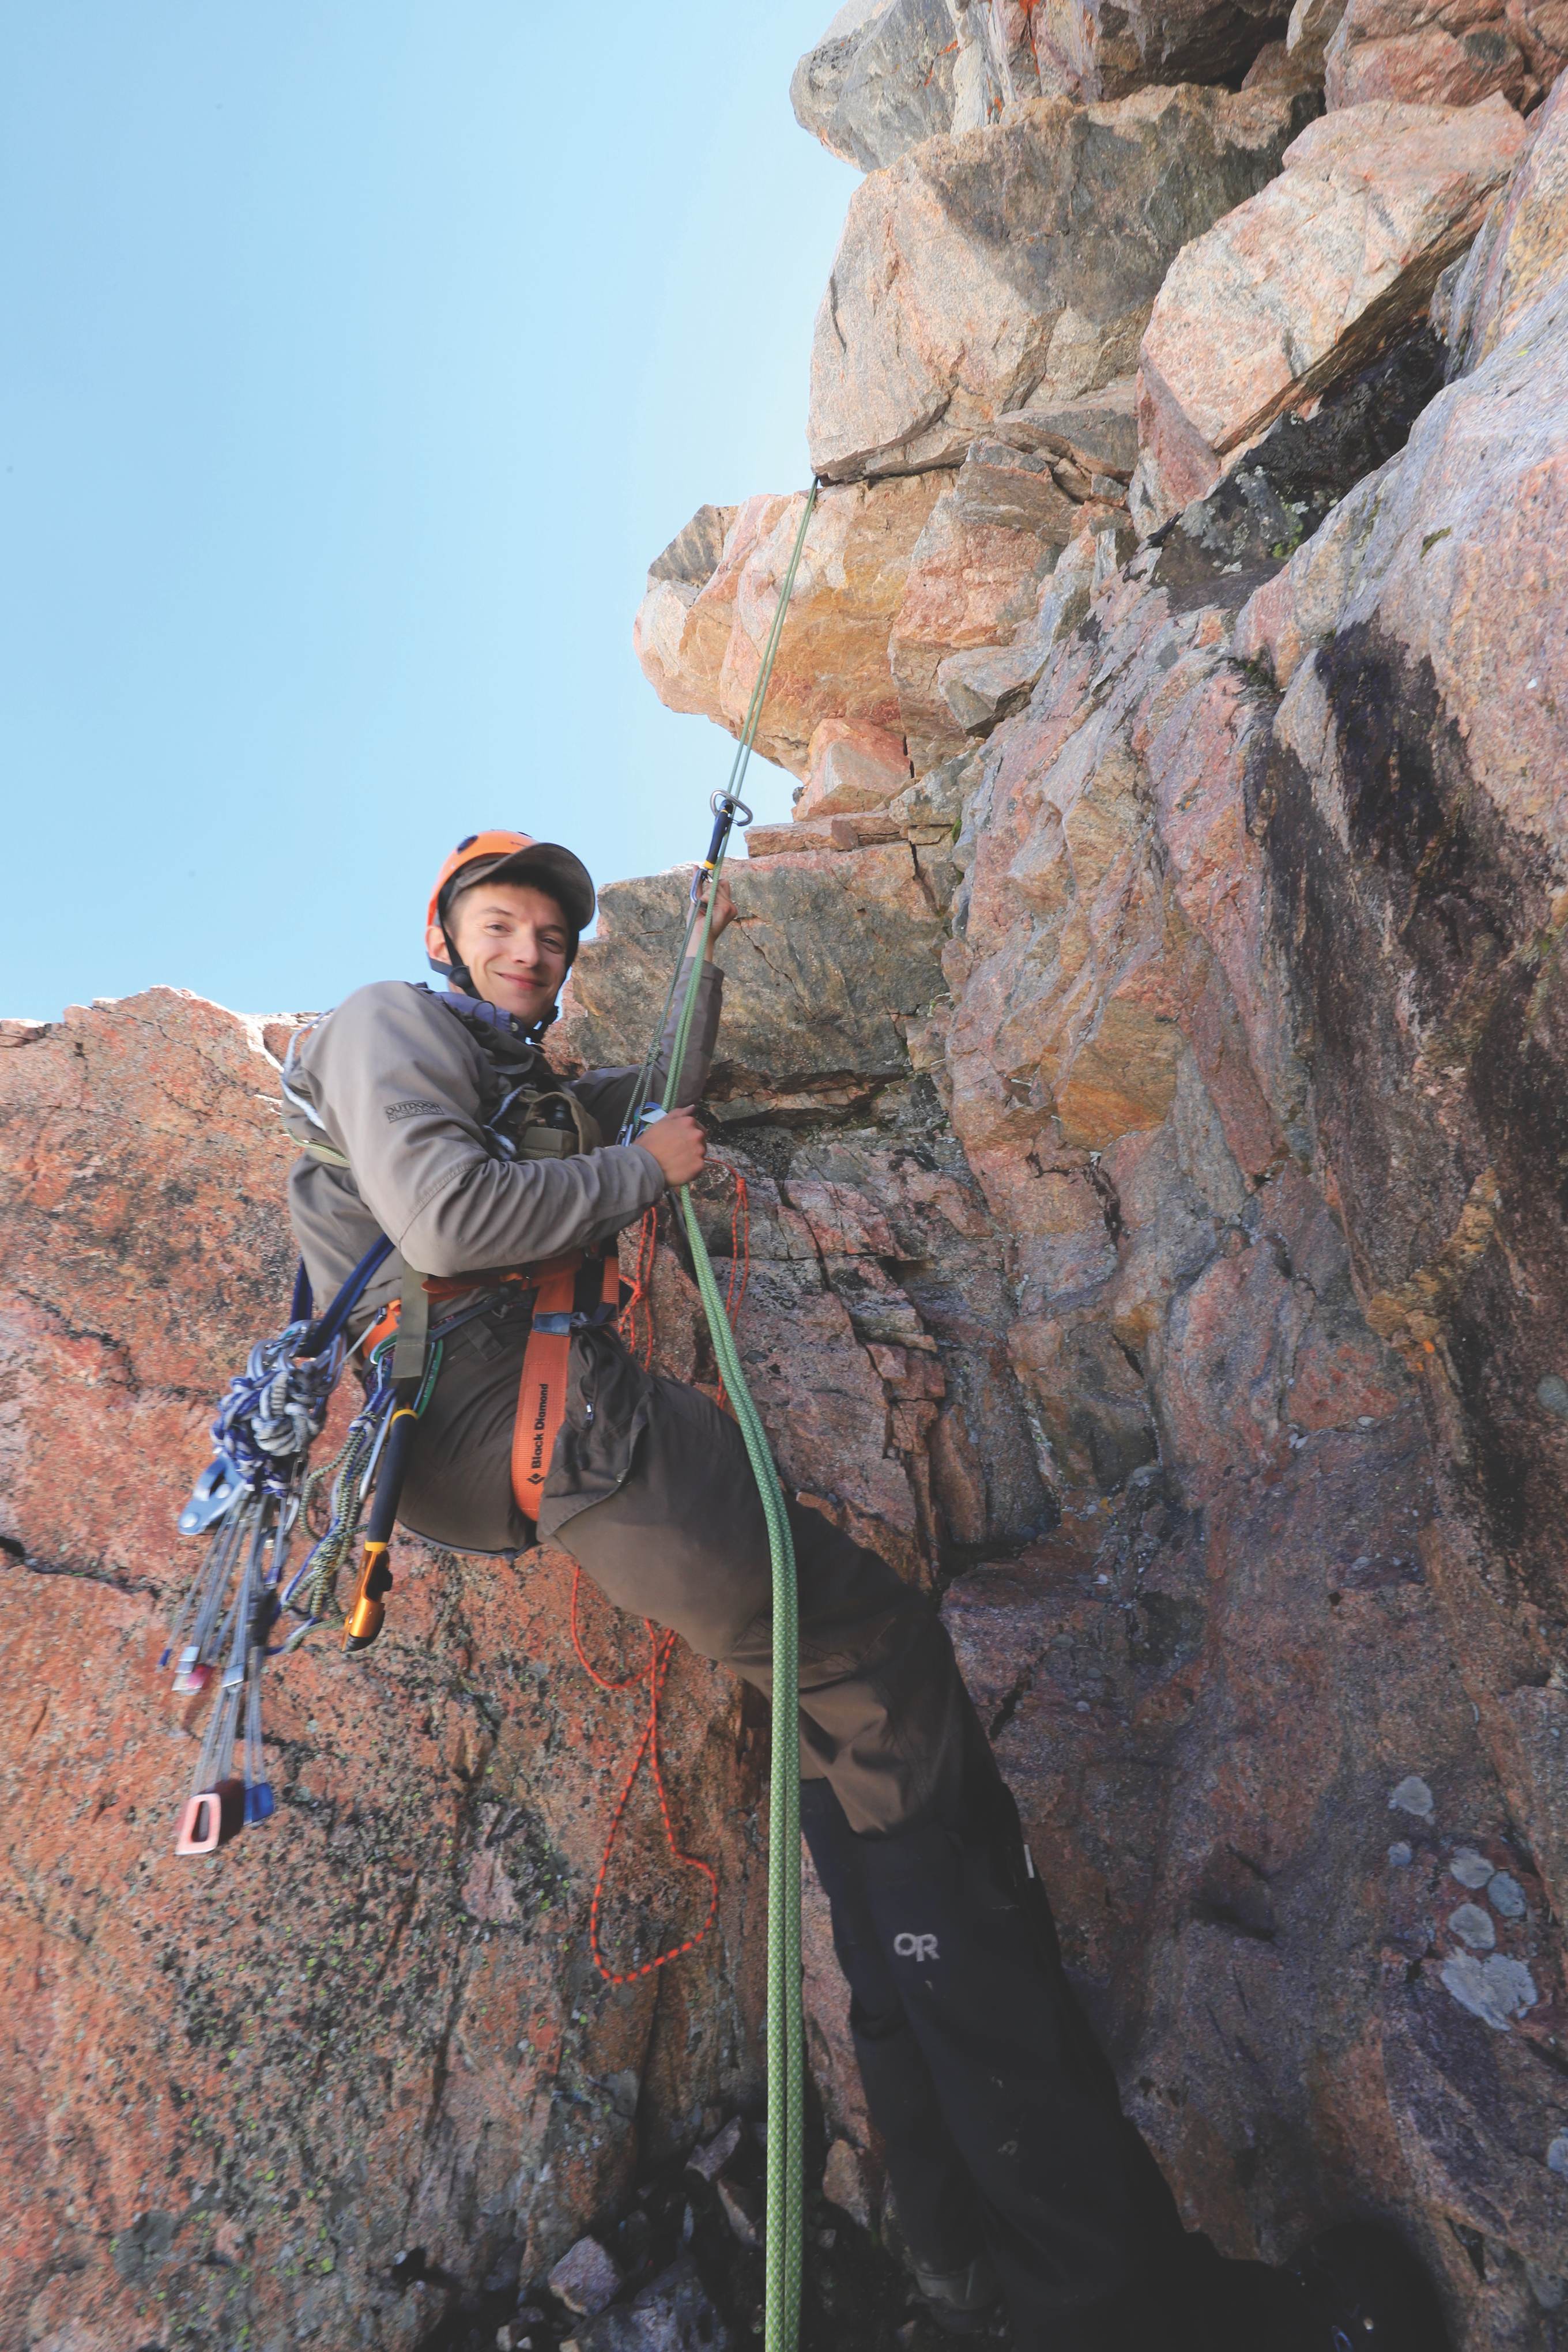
[576,1173,751,1984]
[570,1567,718,1985]
[616,1206,659,1368]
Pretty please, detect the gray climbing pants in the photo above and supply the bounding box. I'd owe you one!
[396,1303,985,1837]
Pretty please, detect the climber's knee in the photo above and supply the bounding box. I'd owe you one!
[553,1368,774,1657]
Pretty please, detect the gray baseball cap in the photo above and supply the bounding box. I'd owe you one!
[435,833,595,933]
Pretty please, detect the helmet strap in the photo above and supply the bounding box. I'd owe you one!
[428,921,477,998]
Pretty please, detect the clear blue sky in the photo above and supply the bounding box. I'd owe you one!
[1,5,855,1021]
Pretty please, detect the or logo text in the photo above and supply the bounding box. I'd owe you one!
[894,1932,940,1962]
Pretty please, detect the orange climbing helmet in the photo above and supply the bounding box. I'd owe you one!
[426,830,596,936]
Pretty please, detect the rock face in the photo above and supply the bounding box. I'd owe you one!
[0,996,775,2351]
[796,717,910,820]
[9,9,1568,2350]
[625,21,1567,2339]
[1031,0,1296,93]
[1134,94,1524,528]
[1324,0,1568,109]
[792,0,1296,156]
[1438,67,1568,375]
[641,402,1143,777]
[1287,0,1352,69]
[808,84,1315,483]
[634,478,941,778]
[886,444,1084,770]
[934,252,1568,2336]
[790,0,1016,170]
[933,514,1129,741]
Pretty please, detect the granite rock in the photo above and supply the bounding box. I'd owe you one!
[556,851,948,1109]
[934,519,1110,737]
[809,84,1314,484]
[569,2256,732,2352]
[930,330,1568,2326]
[1287,0,1352,66]
[790,0,1016,171]
[1324,0,1568,107]
[1239,225,1568,1944]
[634,477,943,778]
[1240,30,1333,83]
[887,444,1081,771]
[1134,95,1524,528]
[1438,66,1568,378]
[1028,0,1295,93]
[796,718,911,820]
[989,376,1141,484]
[794,0,1299,152]
[550,2236,623,2318]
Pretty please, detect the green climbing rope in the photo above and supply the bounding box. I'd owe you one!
[651,482,817,2352]
[684,1193,802,2347]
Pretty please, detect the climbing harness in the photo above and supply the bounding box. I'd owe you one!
[510,1250,622,1517]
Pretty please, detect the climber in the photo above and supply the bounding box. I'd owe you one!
[279,831,1447,2352]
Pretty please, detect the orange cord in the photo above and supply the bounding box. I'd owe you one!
[616,1206,660,1367]
[577,1172,752,1982]
[615,1176,751,1388]
[570,1567,719,1985]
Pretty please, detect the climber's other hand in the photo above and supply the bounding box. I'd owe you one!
[638,1108,707,1190]
[698,876,738,951]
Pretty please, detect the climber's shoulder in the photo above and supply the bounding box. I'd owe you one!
[299,982,484,1088]
[311,979,463,1043]
[330,977,439,1023]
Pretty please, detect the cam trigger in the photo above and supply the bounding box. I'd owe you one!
[343,1542,394,1654]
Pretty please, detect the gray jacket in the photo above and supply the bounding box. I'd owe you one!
[281,963,722,1322]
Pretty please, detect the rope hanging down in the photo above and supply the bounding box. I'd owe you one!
[620,480,819,2352]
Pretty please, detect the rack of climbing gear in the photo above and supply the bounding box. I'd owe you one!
[163,1236,386,1850]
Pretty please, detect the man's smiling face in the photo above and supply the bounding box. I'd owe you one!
[425,880,572,1023]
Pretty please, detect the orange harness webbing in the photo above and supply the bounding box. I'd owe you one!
[509,1250,619,1516]
[356,1249,619,1516]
